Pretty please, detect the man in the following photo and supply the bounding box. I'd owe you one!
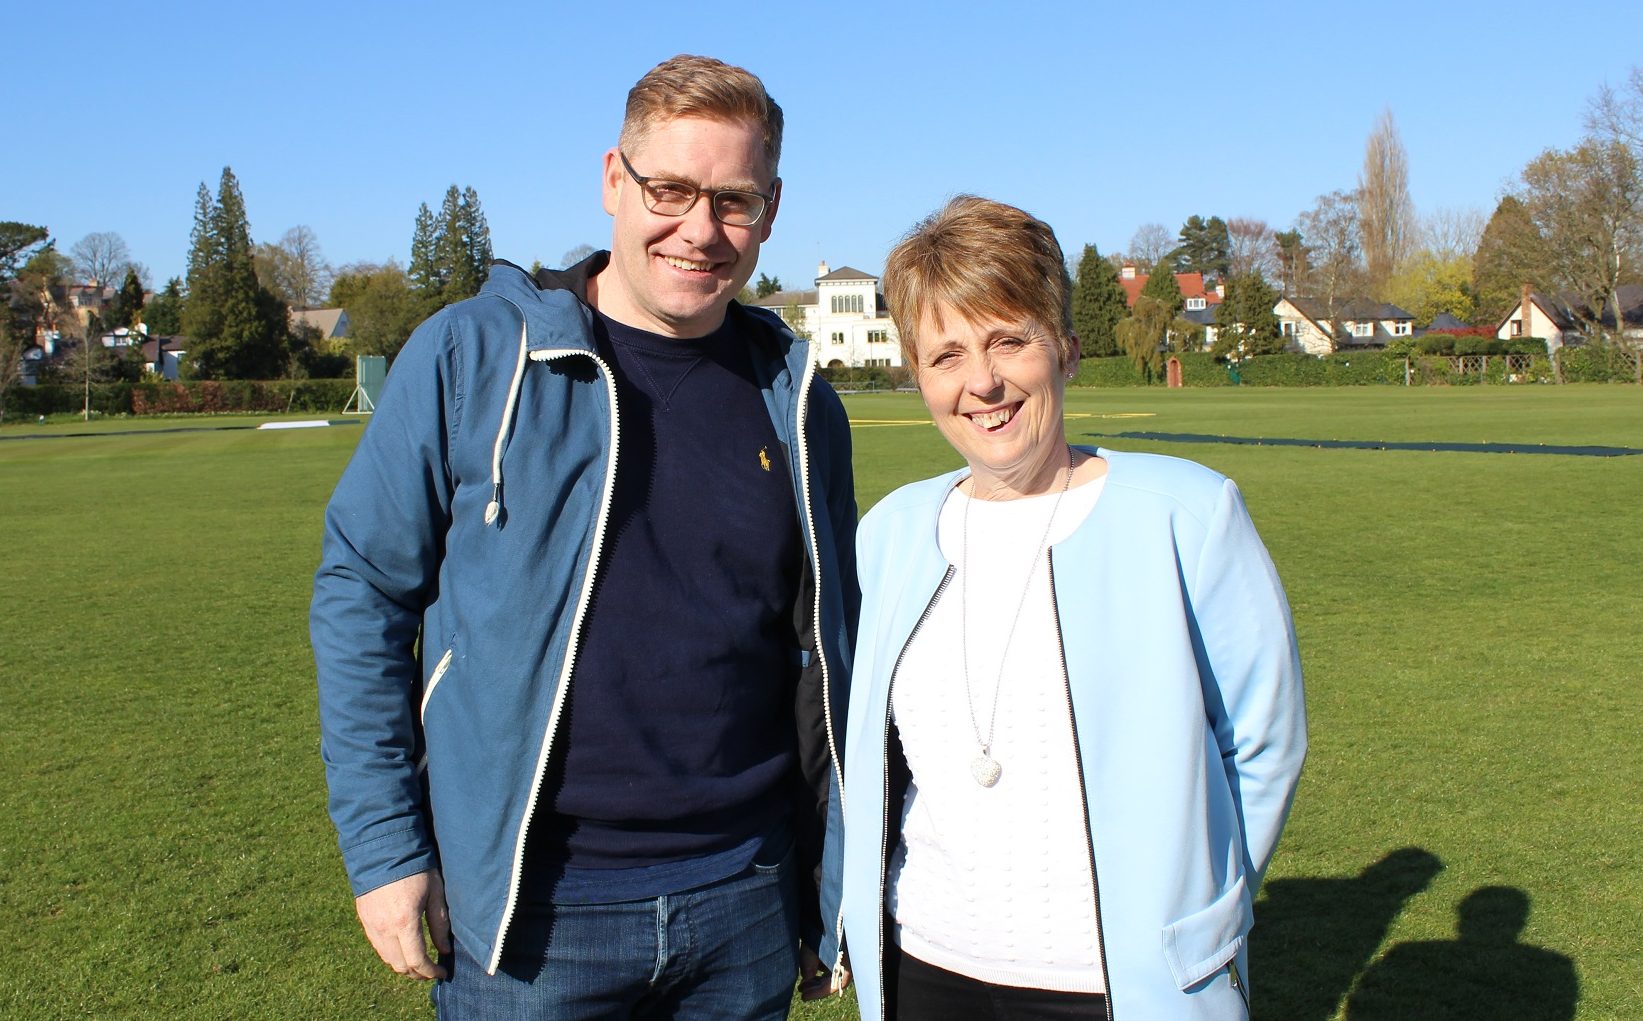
[312,55,856,1019]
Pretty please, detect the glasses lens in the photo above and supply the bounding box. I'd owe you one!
[713,191,766,226]
[643,180,698,215]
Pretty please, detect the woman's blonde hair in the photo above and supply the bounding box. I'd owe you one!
[883,195,1077,370]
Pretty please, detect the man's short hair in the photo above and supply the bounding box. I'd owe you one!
[884,195,1078,372]
[619,55,784,177]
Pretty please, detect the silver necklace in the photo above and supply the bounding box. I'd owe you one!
[960,448,1075,788]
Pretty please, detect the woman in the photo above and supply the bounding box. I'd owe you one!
[839,196,1307,1020]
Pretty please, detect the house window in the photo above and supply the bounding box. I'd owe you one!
[1186,297,1206,310]
[1393,322,1411,337]
[829,294,865,314]
[867,330,888,344]
[865,358,889,367]
[830,332,845,345]
[1510,319,1523,337]
[1351,322,1374,338]
[1281,321,1297,336]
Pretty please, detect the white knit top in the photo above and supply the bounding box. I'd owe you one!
[888,476,1107,993]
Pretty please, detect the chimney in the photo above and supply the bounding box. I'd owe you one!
[817,260,830,279]
[1121,263,1136,280]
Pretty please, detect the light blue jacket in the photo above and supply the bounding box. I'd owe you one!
[312,258,857,976]
[840,449,1305,1019]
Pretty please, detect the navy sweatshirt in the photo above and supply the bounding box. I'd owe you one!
[524,308,804,903]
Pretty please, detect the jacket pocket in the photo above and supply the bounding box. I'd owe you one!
[1160,874,1253,990]
[420,645,455,722]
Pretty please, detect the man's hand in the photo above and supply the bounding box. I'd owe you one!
[798,945,851,1001]
[355,870,452,980]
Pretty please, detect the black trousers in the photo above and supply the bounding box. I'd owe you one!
[886,944,1108,1021]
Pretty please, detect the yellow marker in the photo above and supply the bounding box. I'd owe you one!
[758,447,772,471]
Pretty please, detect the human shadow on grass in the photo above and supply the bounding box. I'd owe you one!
[1249,847,1442,1021]
[1343,885,1577,1020]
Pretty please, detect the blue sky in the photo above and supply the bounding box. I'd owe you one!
[8,1,1635,292]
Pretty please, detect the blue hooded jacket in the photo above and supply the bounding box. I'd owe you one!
[312,256,857,975]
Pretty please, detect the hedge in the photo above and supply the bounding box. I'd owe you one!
[1556,346,1643,383]
[4,379,357,420]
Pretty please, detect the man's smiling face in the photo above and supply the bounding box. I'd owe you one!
[596,115,778,338]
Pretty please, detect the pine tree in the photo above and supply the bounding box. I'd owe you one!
[1070,244,1127,357]
[145,278,185,335]
[408,202,441,304]
[183,167,289,379]
[1140,263,1185,315]
[460,186,492,286]
[1212,273,1283,359]
[109,268,145,329]
[1173,215,1231,277]
[431,186,478,306]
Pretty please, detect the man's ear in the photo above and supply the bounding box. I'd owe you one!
[601,148,623,217]
[759,178,782,241]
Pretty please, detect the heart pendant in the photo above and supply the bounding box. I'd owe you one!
[970,753,1002,788]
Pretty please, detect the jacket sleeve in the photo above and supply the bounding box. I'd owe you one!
[1190,478,1307,892]
[310,315,459,896]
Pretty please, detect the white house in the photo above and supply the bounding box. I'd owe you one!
[753,261,902,369]
[1495,284,1643,351]
[1274,297,1414,355]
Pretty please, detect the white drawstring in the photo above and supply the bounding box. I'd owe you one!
[485,320,531,526]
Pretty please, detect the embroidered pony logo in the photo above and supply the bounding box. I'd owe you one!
[758,447,772,472]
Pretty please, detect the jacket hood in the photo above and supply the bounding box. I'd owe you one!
[480,256,604,354]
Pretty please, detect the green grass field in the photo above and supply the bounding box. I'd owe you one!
[3,386,1640,1019]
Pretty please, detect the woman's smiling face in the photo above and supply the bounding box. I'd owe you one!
[914,306,1076,499]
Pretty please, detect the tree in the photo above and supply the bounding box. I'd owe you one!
[1385,252,1476,327]
[1226,218,1278,280]
[1126,223,1174,271]
[1471,195,1551,325]
[1070,243,1128,357]
[1114,295,1169,379]
[421,185,494,311]
[1172,215,1230,278]
[779,301,810,340]
[1296,190,1364,348]
[1,222,53,417]
[182,167,289,379]
[755,272,781,298]
[108,267,145,329]
[1,222,50,278]
[329,261,423,360]
[1420,207,1486,262]
[279,225,330,308]
[1273,228,1307,298]
[69,231,131,289]
[408,202,440,303]
[145,278,185,335]
[1587,65,1643,161]
[561,244,597,268]
[1358,110,1415,299]
[1518,139,1643,343]
[1140,261,1184,315]
[1212,273,1283,359]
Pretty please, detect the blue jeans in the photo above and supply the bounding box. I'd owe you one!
[432,848,801,1020]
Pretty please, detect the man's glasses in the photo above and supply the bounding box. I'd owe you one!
[619,151,775,227]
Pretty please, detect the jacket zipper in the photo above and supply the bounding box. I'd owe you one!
[1047,552,1115,1020]
[792,356,852,982]
[487,348,620,975]
[876,565,955,1021]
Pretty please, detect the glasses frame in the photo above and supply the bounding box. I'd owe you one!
[618,151,776,227]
